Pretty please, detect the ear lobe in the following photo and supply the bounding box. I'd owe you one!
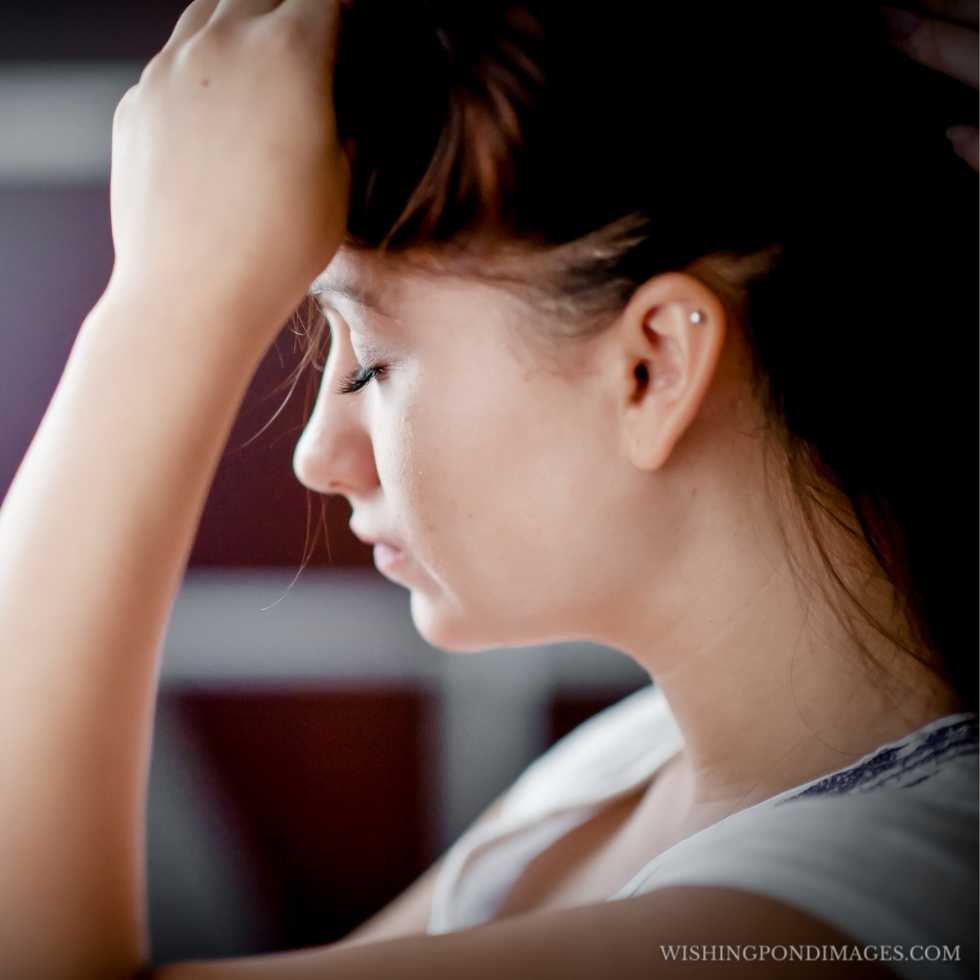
[618,274,726,472]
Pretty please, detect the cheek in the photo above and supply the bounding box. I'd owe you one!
[370,352,603,626]
[422,385,586,583]
[394,398,479,549]
[369,388,460,554]
[372,374,520,576]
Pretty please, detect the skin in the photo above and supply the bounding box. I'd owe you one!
[0,0,971,975]
[880,1,979,171]
[295,246,964,843]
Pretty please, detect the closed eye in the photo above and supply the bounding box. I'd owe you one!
[336,362,387,395]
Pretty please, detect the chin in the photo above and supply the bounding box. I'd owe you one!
[409,590,510,654]
[408,590,564,654]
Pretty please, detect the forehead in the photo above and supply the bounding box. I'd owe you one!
[311,246,529,328]
[310,248,402,320]
[313,247,586,389]
[310,248,578,374]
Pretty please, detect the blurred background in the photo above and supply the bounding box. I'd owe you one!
[0,0,649,964]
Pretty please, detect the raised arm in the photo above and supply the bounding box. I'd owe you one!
[0,1,347,976]
[0,283,275,978]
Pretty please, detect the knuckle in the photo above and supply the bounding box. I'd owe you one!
[138,49,172,87]
[168,3,198,39]
[137,60,156,87]
[172,35,204,72]
[252,15,310,55]
[171,28,226,76]
[199,15,242,50]
[113,84,139,123]
[174,17,236,67]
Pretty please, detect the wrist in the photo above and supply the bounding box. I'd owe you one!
[89,271,293,365]
[97,268,303,354]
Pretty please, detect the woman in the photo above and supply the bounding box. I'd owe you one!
[0,1,975,977]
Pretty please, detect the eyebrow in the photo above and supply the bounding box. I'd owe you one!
[308,277,393,319]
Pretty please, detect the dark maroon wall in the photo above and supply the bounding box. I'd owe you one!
[0,183,370,569]
[1,1,190,63]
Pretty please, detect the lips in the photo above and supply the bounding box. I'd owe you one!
[372,542,405,574]
[348,520,405,553]
[349,521,411,579]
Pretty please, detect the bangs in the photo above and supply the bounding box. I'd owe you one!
[334,2,549,253]
[330,1,836,264]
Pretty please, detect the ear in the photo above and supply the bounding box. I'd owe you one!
[610,271,727,472]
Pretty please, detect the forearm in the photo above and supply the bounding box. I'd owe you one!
[0,289,269,979]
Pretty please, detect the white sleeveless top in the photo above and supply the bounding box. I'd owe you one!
[427,684,979,980]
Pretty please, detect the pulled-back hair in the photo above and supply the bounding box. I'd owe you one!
[279,1,977,709]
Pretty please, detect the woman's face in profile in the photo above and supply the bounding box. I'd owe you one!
[293,247,670,654]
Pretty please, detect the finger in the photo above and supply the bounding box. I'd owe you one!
[946,123,980,171]
[887,1,978,30]
[274,0,345,46]
[167,0,222,45]
[212,0,284,19]
[882,6,980,89]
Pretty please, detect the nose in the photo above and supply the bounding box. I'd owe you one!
[292,365,379,499]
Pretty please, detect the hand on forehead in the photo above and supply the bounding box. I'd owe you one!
[168,0,341,45]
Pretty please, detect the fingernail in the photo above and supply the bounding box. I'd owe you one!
[880,6,921,44]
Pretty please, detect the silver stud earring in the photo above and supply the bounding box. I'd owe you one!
[689,309,706,325]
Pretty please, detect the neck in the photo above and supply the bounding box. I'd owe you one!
[650,566,961,816]
[599,464,963,820]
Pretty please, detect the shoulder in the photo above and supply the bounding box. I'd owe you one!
[616,750,978,979]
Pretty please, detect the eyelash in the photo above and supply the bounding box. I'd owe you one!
[313,310,387,395]
[335,361,387,395]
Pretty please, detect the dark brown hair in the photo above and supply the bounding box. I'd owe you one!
[277,1,977,709]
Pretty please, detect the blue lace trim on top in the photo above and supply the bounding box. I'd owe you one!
[775,715,979,805]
